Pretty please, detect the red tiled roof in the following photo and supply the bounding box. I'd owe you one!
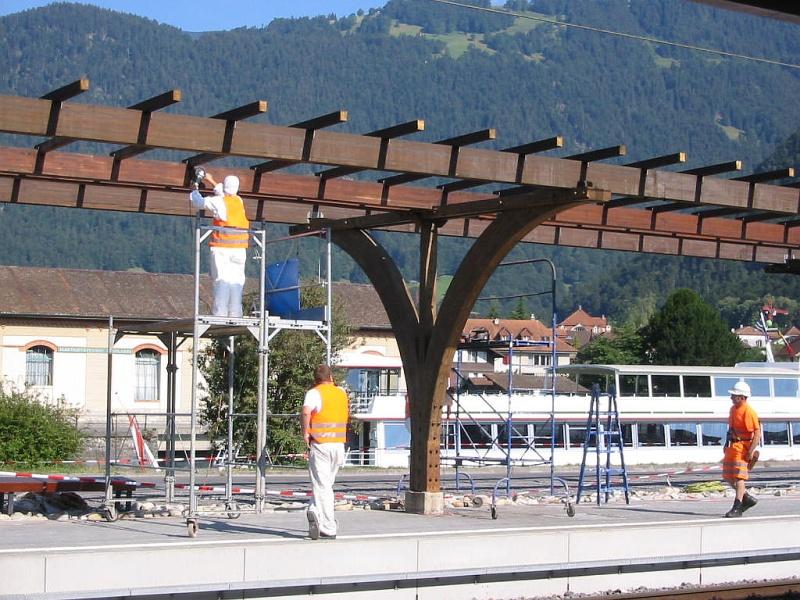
[558,307,608,329]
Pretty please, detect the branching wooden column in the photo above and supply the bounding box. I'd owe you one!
[332,187,598,513]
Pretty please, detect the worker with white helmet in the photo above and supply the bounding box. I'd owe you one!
[722,380,761,518]
[189,171,249,318]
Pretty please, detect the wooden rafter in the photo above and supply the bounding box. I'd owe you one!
[0,146,797,264]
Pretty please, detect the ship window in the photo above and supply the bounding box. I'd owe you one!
[620,423,634,447]
[498,422,531,448]
[743,378,770,398]
[458,423,494,448]
[668,423,698,446]
[651,375,680,397]
[762,422,789,446]
[683,376,711,398]
[714,377,738,397]
[773,378,798,398]
[717,376,769,398]
[637,423,666,446]
[792,422,800,445]
[701,422,727,446]
[533,422,564,448]
[619,374,648,396]
[568,425,588,448]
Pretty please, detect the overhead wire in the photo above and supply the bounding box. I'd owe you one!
[427,0,800,70]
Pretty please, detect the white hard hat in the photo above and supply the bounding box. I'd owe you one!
[728,381,751,398]
[223,175,240,195]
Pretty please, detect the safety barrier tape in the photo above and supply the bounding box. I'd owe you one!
[629,464,721,480]
[0,470,386,501]
[0,470,157,488]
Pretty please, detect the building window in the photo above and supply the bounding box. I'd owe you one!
[762,422,789,446]
[668,423,698,447]
[345,368,400,396]
[700,422,727,446]
[637,423,666,446]
[25,345,53,386]
[135,349,160,401]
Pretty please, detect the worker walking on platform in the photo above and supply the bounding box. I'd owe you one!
[189,171,250,318]
[301,364,349,540]
[722,381,761,518]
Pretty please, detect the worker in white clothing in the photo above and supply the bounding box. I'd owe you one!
[189,171,250,318]
[301,364,349,540]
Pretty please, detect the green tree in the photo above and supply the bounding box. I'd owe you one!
[575,325,643,365]
[640,288,749,366]
[0,385,83,465]
[509,297,529,319]
[199,283,351,463]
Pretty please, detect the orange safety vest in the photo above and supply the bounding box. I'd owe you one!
[308,383,349,444]
[210,195,250,249]
[722,402,760,481]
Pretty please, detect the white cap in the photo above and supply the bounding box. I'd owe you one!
[223,175,240,195]
[728,381,751,398]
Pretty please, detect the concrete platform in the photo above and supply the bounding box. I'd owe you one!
[1,493,800,599]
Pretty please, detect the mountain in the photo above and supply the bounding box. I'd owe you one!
[1,0,799,326]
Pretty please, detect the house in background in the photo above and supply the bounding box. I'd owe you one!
[556,306,611,348]
[0,265,404,438]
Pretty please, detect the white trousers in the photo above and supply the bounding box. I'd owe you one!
[210,247,246,317]
[308,442,344,536]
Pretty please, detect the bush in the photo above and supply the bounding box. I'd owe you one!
[0,385,83,465]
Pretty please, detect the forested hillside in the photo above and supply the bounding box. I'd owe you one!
[1,0,799,327]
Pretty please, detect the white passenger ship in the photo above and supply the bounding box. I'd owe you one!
[347,362,800,468]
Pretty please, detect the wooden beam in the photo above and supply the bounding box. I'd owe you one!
[318,120,425,180]
[566,145,626,162]
[379,129,497,187]
[34,79,91,156]
[438,136,564,194]
[250,110,349,175]
[0,93,797,216]
[682,160,742,176]
[626,152,686,169]
[184,100,269,167]
[293,184,610,233]
[733,167,795,183]
[110,90,183,161]
[40,79,90,102]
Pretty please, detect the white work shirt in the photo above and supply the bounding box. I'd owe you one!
[303,387,323,413]
[190,184,227,220]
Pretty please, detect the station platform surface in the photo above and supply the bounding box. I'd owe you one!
[2,490,800,599]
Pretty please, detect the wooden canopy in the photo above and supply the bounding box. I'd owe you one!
[1,80,798,511]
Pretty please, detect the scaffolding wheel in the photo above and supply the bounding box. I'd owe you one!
[226,502,241,519]
[104,505,118,522]
[566,503,576,518]
[490,506,498,520]
[187,518,199,538]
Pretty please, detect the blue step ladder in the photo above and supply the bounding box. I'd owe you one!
[576,384,630,505]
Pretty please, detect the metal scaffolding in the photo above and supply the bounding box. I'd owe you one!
[104,223,333,536]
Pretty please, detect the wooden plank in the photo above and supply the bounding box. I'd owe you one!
[0,95,52,134]
[752,184,800,213]
[600,230,641,252]
[17,179,81,206]
[682,238,719,258]
[700,177,750,208]
[642,235,680,255]
[57,103,142,143]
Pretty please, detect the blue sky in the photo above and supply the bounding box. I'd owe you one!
[0,1,387,31]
